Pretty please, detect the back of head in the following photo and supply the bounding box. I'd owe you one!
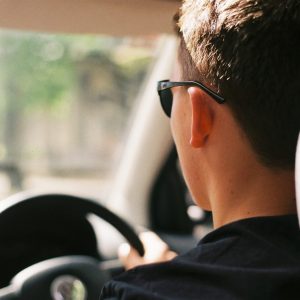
[179,0,300,169]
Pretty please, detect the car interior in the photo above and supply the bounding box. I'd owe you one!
[0,0,212,299]
[4,0,298,299]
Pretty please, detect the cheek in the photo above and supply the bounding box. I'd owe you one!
[183,159,211,210]
[170,91,192,178]
[170,90,189,143]
[170,95,211,210]
[180,150,211,210]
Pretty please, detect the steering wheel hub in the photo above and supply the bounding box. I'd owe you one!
[51,275,87,300]
[0,192,144,300]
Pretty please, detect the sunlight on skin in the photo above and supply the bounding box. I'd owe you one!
[118,232,177,270]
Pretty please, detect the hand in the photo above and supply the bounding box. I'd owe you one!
[118,231,177,270]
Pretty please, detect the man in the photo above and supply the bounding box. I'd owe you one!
[101,0,300,298]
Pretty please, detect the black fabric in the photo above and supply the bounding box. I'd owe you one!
[101,214,300,300]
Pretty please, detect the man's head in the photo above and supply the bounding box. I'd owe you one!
[177,0,300,170]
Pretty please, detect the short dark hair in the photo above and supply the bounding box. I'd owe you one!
[178,0,300,169]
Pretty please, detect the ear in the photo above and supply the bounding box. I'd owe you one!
[188,87,214,148]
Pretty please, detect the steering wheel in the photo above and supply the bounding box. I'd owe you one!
[0,193,144,300]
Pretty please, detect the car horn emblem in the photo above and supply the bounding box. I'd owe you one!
[50,275,87,300]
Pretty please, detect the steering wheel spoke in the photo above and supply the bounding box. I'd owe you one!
[0,193,144,300]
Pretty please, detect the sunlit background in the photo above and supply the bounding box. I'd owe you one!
[0,30,160,199]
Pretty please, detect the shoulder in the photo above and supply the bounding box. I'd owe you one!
[100,262,176,300]
[101,215,300,300]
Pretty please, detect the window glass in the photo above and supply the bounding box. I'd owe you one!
[0,30,160,199]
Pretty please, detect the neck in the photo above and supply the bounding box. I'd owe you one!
[210,162,296,229]
[191,105,297,229]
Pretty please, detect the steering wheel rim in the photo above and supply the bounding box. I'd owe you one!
[0,192,144,300]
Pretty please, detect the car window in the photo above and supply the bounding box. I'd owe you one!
[0,29,161,199]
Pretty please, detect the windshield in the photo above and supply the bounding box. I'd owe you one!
[0,30,160,199]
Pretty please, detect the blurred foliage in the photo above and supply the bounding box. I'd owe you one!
[0,30,153,112]
[0,30,158,196]
[120,56,152,81]
[0,32,74,110]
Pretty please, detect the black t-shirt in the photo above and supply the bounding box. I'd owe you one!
[101,215,300,299]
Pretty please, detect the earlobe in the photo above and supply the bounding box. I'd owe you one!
[188,87,214,148]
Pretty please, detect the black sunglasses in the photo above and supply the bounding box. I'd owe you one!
[157,80,225,117]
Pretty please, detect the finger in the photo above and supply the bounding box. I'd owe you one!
[118,243,144,270]
[139,232,169,261]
